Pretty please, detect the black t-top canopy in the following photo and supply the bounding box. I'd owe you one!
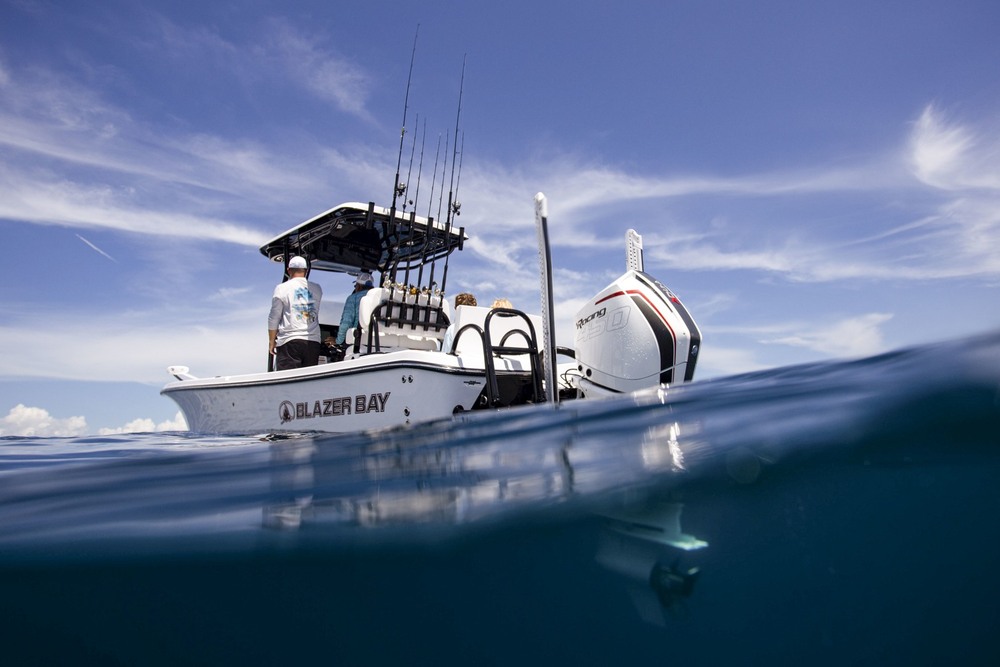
[259,202,465,276]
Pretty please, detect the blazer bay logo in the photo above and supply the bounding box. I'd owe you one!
[279,392,391,423]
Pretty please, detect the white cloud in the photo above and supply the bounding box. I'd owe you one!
[211,286,254,301]
[449,103,1000,288]
[911,105,972,188]
[909,104,1000,190]
[941,197,1000,274]
[6,54,1000,289]
[897,105,1000,277]
[0,166,270,246]
[142,13,375,123]
[0,403,187,437]
[264,19,374,122]
[98,411,188,435]
[0,62,331,244]
[695,345,770,378]
[0,306,263,384]
[764,313,894,358]
[1,48,998,393]
[0,404,87,437]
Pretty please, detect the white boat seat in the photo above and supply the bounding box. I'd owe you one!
[356,287,452,353]
[445,305,542,361]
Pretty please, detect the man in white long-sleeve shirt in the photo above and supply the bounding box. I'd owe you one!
[268,256,323,370]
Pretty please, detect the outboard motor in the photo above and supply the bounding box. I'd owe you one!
[573,238,701,398]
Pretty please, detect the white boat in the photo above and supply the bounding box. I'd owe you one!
[161,198,701,433]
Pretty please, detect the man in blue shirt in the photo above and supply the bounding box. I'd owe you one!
[335,272,375,346]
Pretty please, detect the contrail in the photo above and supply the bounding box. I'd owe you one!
[76,234,117,262]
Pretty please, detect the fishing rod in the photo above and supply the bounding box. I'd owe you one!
[402,119,427,290]
[421,130,448,294]
[436,133,449,223]
[444,56,466,229]
[391,112,419,287]
[401,113,419,213]
[417,134,448,294]
[390,26,418,212]
[425,197,440,295]
[440,131,464,295]
[387,26,419,284]
[453,131,465,212]
[412,118,427,213]
[416,132,442,292]
[426,133,441,220]
[439,57,466,295]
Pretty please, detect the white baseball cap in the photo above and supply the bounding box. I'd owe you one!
[288,256,308,269]
[356,271,373,286]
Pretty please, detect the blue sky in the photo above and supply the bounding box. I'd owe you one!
[2,0,999,435]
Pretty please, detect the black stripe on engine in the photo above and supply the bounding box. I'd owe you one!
[637,272,701,382]
[631,295,675,384]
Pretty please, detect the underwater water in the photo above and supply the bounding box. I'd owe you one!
[2,331,1000,666]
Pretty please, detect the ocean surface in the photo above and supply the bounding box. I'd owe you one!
[2,331,999,666]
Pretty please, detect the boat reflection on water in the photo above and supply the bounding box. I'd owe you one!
[262,386,712,622]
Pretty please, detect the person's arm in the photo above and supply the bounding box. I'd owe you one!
[267,290,284,353]
[335,292,357,345]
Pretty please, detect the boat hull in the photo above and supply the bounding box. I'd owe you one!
[162,352,498,433]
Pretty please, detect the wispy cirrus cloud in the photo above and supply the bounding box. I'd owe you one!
[763,313,894,358]
[703,312,896,369]
[910,104,1000,191]
[9,36,996,288]
[0,65,328,199]
[262,19,375,123]
[0,164,270,246]
[144,13,375,123]
[419,103,1000,336]
[3,40,998,332]
[494,104,1000,286]
[0,62,318,244]
[0,304,265,384]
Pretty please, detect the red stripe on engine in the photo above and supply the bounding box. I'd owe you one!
[597,289,672,332]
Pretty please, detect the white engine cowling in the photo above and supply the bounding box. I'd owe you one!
[573,270,701,397]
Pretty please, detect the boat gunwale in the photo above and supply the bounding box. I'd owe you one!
[160,353,535,394]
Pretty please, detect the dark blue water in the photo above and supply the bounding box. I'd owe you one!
[3,332,1000,665]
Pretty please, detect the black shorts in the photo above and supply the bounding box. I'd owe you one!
[275,339,322,370]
